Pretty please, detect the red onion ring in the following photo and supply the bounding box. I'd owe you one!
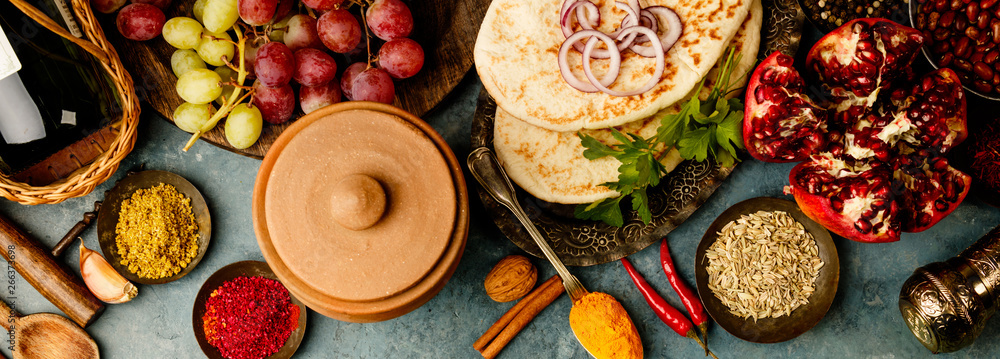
[583,26,664,96]
[562,1,617,59]
[629,6,682,57]
[558,30,622,93]
[576,2,599,29]
[557,0,682,96]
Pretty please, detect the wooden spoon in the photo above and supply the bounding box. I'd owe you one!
[0,300,98,359]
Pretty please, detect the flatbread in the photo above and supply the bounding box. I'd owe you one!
[475,0,754,132]
[493,0,762,204]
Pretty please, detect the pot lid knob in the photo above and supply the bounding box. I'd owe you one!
[330,174,386,231]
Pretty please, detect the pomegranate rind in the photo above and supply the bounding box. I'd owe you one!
[743,52,828,163]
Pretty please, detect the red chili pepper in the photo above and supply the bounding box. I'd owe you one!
[661,238,710,353]
[621,258,716,359]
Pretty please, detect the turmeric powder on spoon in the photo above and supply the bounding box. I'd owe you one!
[569,292,643,359]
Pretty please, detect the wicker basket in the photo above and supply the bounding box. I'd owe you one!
[2,0,140,205]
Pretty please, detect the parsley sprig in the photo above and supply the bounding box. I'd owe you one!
[574,47,747,227]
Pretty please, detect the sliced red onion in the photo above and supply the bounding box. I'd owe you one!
[557,0,681,96]
[562,0,616,59]
[629,6,682,57]
[558,30,622,93]
[575,1,599,29]
[583,26,664,97]
[635,9,658,43]
[626,0,642,20]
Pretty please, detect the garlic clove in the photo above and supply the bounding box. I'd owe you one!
[80,241,138,304]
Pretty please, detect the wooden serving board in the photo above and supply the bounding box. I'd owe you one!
[97,0,489,158]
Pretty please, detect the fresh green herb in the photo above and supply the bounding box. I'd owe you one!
[575,47,747,227]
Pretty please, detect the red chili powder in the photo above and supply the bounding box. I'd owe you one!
[202,276,299,359]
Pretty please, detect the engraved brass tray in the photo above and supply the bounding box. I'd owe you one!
[469,0,805,266]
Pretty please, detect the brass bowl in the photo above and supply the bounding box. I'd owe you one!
[192,260,307,359]
[694,197,840,343]
[96,170,211,284]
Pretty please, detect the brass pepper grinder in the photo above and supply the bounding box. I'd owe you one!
[899,225,1000,353]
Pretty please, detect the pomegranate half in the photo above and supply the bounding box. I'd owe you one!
[744,18,970,243]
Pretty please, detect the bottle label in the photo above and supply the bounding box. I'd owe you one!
[0,26,21,82]
[61,110,76,126]
[52,0,83,38]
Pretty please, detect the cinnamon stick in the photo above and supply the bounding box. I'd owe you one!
[476,275,565,359]
[474,275,560,351]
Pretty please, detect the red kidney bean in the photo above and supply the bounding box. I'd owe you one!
[976,61,996,79]
[973,52,986,63]
[994,73,1000,86]
[978,11,991,29]
[992,20,1000,43]
[941,53,956,67]
[930,12,941,30]
[937,0,949,12]
[934,28,952,41]
[994,61,1000,72]
[985,0,999,9]
[957,58,975,72]
[956,13,970,30]
[956,36,973,58]
[967,26,981,39]
[954,0,966,10]
[973,79,993,93]
[968,2,981,20]
[987,50,1000,64]
[941,11,957,28]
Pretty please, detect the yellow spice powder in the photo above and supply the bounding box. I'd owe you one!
[115,183,199,279]
[569,292,643,359]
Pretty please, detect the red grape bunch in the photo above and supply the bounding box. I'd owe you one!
[100,0,424,150]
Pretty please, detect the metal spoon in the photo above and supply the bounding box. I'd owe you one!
[467,147,588,302]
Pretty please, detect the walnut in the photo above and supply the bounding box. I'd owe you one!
[484,255,538,302]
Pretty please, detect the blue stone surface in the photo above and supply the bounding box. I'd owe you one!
[2,74,1000,359]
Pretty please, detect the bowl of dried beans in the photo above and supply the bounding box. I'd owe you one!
[192,261,307,359]
[910,0,1000,101]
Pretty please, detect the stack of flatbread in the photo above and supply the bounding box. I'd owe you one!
[474,0,762,204]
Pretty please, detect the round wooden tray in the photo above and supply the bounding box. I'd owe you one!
[98,0,489,158]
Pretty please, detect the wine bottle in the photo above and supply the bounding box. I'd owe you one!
[0,0,121,177]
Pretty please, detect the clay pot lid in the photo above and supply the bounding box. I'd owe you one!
[253,102,463,312]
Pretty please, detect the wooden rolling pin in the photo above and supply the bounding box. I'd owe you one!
[0,213,104,328]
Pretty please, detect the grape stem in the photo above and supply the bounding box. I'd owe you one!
[183,24,255,152]
[202,32,239,48]
[359,2,373,68]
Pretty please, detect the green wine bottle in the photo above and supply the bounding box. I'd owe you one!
[0,0,121,177]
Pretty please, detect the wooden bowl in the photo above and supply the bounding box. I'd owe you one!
[694,197,839,343]
[96,170,211,285]
[192,260,307,359]
[252,101,469,323]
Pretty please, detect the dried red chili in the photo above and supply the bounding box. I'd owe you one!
[202,276,299,359]
[964,119,1000,205]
